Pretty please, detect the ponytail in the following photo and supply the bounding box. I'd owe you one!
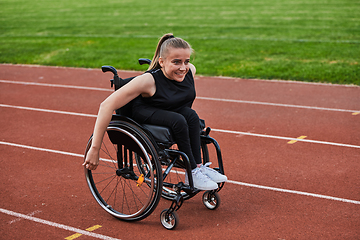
[148,33,193,71]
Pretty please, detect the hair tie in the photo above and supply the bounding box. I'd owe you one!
[168,35,175,39]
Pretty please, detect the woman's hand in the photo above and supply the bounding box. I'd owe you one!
[83,147,100,170]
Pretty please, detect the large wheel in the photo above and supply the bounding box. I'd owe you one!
[84,121,163,221]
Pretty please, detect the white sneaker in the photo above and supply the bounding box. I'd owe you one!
[200,162,227,183]
[185,168,218,190]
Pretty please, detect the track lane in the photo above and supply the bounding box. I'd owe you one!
[1,80,359,147]
[194,100,360,147]
[1,105,359,204]
[1,68,359,199]
[1,64,359,111]
[194,76,360,111]
[1,144,359,239]
[1,64,360,238]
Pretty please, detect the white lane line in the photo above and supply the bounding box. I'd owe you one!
[0,80,112,92]
[1,103,359,149]
[197,96,360,113]
[0,208,121,240]
[227,180,360,205]
[1,79,359,113]
[1,140,360,205]
[0,104,97,118]
[211,128,360,149]
[0,141,84,158]
[8,210,42,224]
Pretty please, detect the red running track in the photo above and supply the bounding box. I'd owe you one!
[1,64,359,239]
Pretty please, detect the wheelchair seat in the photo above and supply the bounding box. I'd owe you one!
[143,118,206,146]
[110,114,176,147]
[142,124,175,146]
[113,116,205,149]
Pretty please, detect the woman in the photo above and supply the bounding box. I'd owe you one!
[83,33,227,190]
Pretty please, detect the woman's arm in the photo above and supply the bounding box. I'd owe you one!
[83,73,155,170]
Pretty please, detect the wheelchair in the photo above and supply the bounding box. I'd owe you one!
[84,59,225,230]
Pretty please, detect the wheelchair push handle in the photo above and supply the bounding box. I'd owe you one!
[101,65,120,90]
[138,58,151,65]
[102,58,151,75]
[101,59,151,90]
[101,65,118,75]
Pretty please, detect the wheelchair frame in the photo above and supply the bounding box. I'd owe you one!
[84,60,225,230]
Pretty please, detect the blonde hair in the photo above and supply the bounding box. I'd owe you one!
[148,33,193,71]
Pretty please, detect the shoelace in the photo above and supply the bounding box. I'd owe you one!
[203,162,212,168]
[193,168,212,182]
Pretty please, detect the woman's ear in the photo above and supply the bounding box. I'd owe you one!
[158,57,164,68]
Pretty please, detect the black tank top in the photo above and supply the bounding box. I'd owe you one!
[132,68,196,121]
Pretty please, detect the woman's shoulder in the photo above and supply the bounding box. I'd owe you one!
[130,72,155,97]
[133,72,154,83]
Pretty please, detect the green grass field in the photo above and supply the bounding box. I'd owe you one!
[1,0,359,84]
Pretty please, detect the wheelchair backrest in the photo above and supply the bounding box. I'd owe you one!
[102,59,152,117]
[115,76,137,117]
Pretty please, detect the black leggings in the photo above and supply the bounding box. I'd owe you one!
[136,107,201,169]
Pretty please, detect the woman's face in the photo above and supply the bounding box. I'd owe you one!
[159,47,191,82]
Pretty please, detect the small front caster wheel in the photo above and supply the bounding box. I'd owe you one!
[202,191,221,210]
[160,209,179,230]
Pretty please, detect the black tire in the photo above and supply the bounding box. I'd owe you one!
[84,121,162,221]
[202,191,221,210]
[160,209,179,230]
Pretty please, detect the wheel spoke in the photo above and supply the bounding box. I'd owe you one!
[84,123,162,221]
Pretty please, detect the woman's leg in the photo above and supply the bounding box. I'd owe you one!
[142,109,198,169]
[177,107,228,183]
[135,107,220,190]
[176,107,202,166]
